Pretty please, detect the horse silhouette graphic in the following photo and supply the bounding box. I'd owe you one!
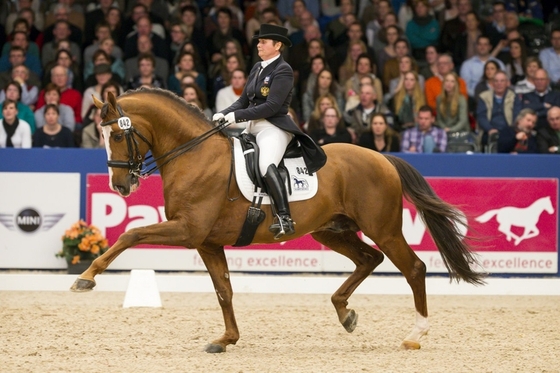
[292,176,309,191]
[475,196,555,246]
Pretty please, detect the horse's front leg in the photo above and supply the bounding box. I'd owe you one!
[196,246,239,353]
[71,220,189,291]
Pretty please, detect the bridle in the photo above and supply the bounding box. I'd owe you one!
[99,102,230,178]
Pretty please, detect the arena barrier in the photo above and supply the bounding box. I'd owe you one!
[0,149,559,278]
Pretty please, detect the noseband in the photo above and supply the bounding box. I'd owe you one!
[99,102,230,178]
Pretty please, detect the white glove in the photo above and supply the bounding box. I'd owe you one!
[212,113,224,122]
[224,112,236,125]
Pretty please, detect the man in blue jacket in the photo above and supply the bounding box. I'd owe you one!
[521,69,560,130]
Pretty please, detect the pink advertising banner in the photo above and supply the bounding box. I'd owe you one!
[86,174,558,274]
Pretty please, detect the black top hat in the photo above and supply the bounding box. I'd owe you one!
[253,24,292,47]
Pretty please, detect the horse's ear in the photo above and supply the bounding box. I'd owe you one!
[92,95,104,109]
[106,91,118,111]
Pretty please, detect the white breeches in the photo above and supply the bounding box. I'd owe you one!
[245,119,293,176]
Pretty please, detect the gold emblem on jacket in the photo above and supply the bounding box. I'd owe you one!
[260,86,270,97]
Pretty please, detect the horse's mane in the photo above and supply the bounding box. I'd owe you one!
[119,87,219,131]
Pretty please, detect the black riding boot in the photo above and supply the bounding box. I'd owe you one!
[263,164,295,239]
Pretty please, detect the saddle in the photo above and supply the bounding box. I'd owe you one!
[233,133,303,247]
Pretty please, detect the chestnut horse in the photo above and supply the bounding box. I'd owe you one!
[71,88,484,352]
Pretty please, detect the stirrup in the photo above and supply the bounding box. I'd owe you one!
[269,215,295,240]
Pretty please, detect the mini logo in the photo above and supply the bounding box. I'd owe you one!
[0,208,65,233]
[475,196,555,246]
[292,176,309,191]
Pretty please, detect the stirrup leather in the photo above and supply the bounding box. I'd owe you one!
[269,214,296,239]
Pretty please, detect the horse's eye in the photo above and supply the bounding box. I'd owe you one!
[113,133,124,142]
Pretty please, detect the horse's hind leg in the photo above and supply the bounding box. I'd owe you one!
[374,232,429,350]
[196,245,239,353]
[311,230,384,333]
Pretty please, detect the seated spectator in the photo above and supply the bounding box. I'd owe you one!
[453,11,484,71]
[124,35,168,84]
[405,0,439,60]
[460,36,505,99]
[0,43,41,78]
[497,108,538,153]
[2,21,40,58]
[215,68,246,111]
[127,53,165,90]
[34,83,75,132]
[81,106,104,149]
[182,83,212,120]
[305,93,339,133]
[210,53,245,101]
[387,56,425,98]
[36,65,82,125]
[5,7,44,48]
[83,23,124,65]
[538,28,560,89]
[32,104,75,148]
[245,1,274,45]
[294,38,327,95]
[382,38,410,90]
[177,5,206,65]
[168,52,205,95]
[0,65,38,108]
[436,72,470,135]
[375,25,401,80]
[344,53,383,108]
[122,1,167,39]
[424,53,468,111]
[521,69,560,129]
[303,68,345,124]
[82,81,121,127]
[476,70,522,146]
[84,45,125,86]
[83,0,115,47]
[474,60,501,106]
[504,38,526,85]
[0,99,32,148]
[0,46,41,90]
[344,83,393,142]
[338,40,367,85]
[485,1,507,48]
[41,21,82,67]
[169,21,188,65]
[388,71,426,132]
[81,64,118,121]
[0,80,35,133]
[106,6,126,49]
[43,4,83,46]
[331,21,376,79]
[123,14,169,61]
[537,106,560,154]
[302,55,327,102]
[324,0,355,50]
[43,49,83,93]
[206,0,244,33]
[514,56,541,95]
[401,105,447,153]
[440,0,471,54]
[206,8,247,65]
[419,45,438,80]
[309,106,352,145]
[364,0,393,50]
[358,113,400,152]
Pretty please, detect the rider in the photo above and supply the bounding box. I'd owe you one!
[213,24,327,239]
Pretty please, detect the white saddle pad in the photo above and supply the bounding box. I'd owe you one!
[232,137,318,204]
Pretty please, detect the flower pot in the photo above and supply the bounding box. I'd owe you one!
[66,259,93,275]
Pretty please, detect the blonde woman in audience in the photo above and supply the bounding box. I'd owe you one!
[388,55,424,98]
[436,72,469,134]
[302,68,344,123]
[305,93,339,133]
[303,56,327,99]
[338,40,368,85]
[389,71,425,131]
[358,113,400,152]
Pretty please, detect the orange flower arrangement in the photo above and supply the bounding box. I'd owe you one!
[56,220,109,264]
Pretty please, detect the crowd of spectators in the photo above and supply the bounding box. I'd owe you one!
[0,0,559,154]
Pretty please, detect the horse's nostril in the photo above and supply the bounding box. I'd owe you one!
[115,185,125,194]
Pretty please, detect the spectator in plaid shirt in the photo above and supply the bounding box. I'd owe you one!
[401,105,447,153]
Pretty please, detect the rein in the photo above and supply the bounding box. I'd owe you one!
[100,103,230,178]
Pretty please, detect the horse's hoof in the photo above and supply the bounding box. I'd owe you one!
[400,340,421,350]
[204,343,226,353]
[341,309,358,333]
[70,278,96,292]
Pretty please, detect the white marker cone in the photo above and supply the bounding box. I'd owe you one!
[123,269,162,308]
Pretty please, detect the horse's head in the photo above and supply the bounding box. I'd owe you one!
[94,92,152,197]
[543,196,555,215]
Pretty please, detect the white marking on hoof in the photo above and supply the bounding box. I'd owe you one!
[403,312,429,348]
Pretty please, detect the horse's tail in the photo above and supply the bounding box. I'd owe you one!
[474,210,499,223]
[384,154,486,285]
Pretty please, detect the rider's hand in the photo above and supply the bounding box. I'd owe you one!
[224,112,236,125]
[212,113,225,122]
